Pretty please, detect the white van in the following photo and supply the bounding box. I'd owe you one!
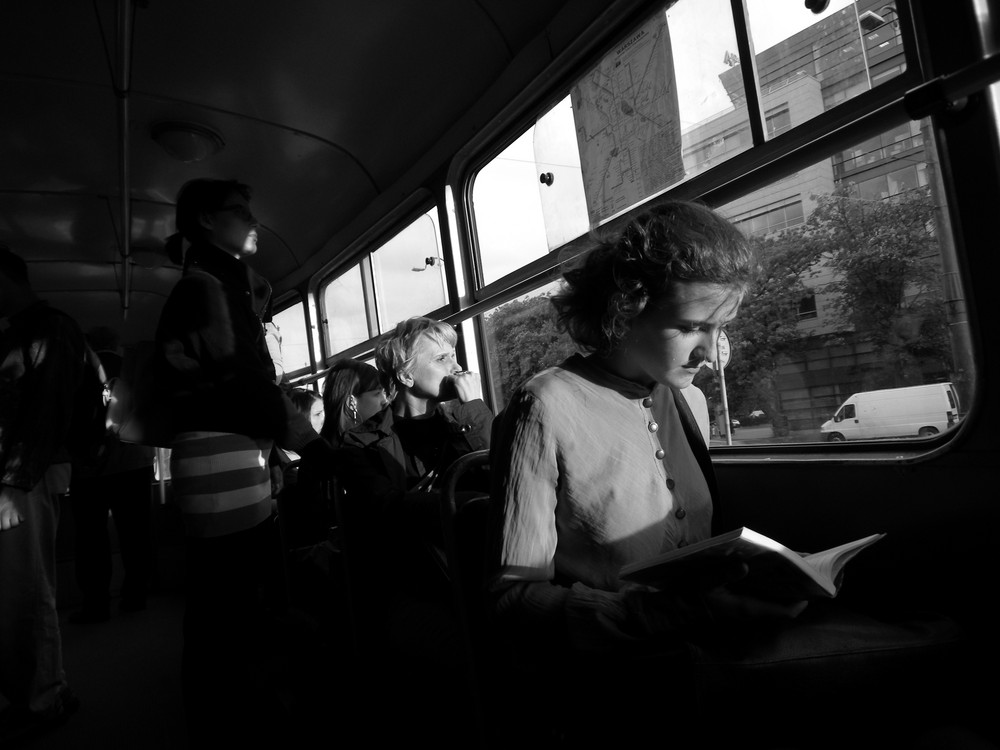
[820,383,961,441]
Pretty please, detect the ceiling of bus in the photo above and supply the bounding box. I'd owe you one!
[1,0,619,343]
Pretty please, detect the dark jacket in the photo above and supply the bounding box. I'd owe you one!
[339,399,493,507]
[153,242,285,439]
[0,302,87,490]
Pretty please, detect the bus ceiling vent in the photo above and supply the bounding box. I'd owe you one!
[150,121,225,163]
[804,0,830,13]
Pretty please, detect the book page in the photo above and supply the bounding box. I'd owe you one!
[803,533,886,589]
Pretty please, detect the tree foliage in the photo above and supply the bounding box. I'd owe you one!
[484,293,579,406]
[721,186,950,424]
[803,186,949,388]
[722,230,821,423]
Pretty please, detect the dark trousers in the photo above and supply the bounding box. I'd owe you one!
[70,466,154,612]
[182,520,282,748]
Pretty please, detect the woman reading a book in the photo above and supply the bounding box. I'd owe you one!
[487,200,967,748]
[490,200,805,653]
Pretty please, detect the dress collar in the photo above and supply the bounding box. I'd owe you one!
[564,353,657,400]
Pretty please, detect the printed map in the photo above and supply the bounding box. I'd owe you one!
[572,15,684,224]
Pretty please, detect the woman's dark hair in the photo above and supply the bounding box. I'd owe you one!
[165,178,252,264]
[551,200,757,354]
[320,359,382,442]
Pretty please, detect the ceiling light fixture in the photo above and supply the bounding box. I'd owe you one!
[150,121,225,163]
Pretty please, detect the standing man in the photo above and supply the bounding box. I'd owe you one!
[0,244,85,742]
[156,179,333,748]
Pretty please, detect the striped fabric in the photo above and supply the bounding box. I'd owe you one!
[169,431,273,538]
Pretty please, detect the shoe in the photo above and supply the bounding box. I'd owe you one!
[68,606,110,624]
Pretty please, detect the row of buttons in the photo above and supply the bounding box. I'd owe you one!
[643,395,685,519]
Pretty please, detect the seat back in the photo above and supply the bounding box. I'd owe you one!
[439,449,492,747]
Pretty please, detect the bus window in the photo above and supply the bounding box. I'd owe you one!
[321,261,371,355]
[713,118,971,445]
[272,300,311,376]
[472,0,746,282]
[481,281,580,409]
[473,99,588,286]
[371,209,447,331]
[465,0,973,450]
[319,207,446,360]
[743,0,906,118]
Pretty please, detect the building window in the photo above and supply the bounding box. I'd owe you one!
[766,106,792,138]
[733,200,804,236]
[797,293,818,320]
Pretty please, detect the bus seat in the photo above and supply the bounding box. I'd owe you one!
[439,449,493,748]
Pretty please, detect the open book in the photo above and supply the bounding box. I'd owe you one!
[619,527,885,601]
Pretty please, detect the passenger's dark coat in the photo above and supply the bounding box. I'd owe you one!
[153,242,285,440]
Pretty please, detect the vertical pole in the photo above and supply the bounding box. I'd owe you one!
[717,359,733,446]
[854,2,874,91]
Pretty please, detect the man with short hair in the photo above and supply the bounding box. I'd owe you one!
[0,244,85,742]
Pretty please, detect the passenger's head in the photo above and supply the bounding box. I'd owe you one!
[321,360,386,441]
[374,317,460,404]
[289,388,325,434]
[552,200,757,389]
[0,243,34,315]
[166,178,258,263]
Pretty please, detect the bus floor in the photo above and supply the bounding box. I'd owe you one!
[3,497,458,750]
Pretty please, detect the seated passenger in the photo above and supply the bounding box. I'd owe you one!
[319,360,387,448]
[337,316,492,523]
[491,201,783,645]
[488,201,955,747]
[288,387,325,435]
[332,316,493,625]
[491,201,794,652]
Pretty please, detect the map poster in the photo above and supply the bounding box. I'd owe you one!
[571,15,684,226]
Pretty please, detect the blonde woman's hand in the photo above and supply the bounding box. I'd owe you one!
[448,370,482,403]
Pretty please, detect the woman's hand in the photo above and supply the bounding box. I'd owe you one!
[698,559,809,623]
[447,370,483,403]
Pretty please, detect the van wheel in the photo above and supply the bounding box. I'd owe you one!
[828,432,846,442]
[918,427,939,437]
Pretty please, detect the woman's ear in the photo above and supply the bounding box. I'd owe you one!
[397,370,413,388]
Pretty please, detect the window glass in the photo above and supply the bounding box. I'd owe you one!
[473,109,587,286]
[712,118,971,445]
[272,301,311,375]
[371,209,447,331]
[481,281,581,408]
[321,262,369,354]
[471,2,910,292]
[745,0,906,129]
[473,0,747,283]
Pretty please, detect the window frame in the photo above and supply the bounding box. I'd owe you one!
[442,0,979,463]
